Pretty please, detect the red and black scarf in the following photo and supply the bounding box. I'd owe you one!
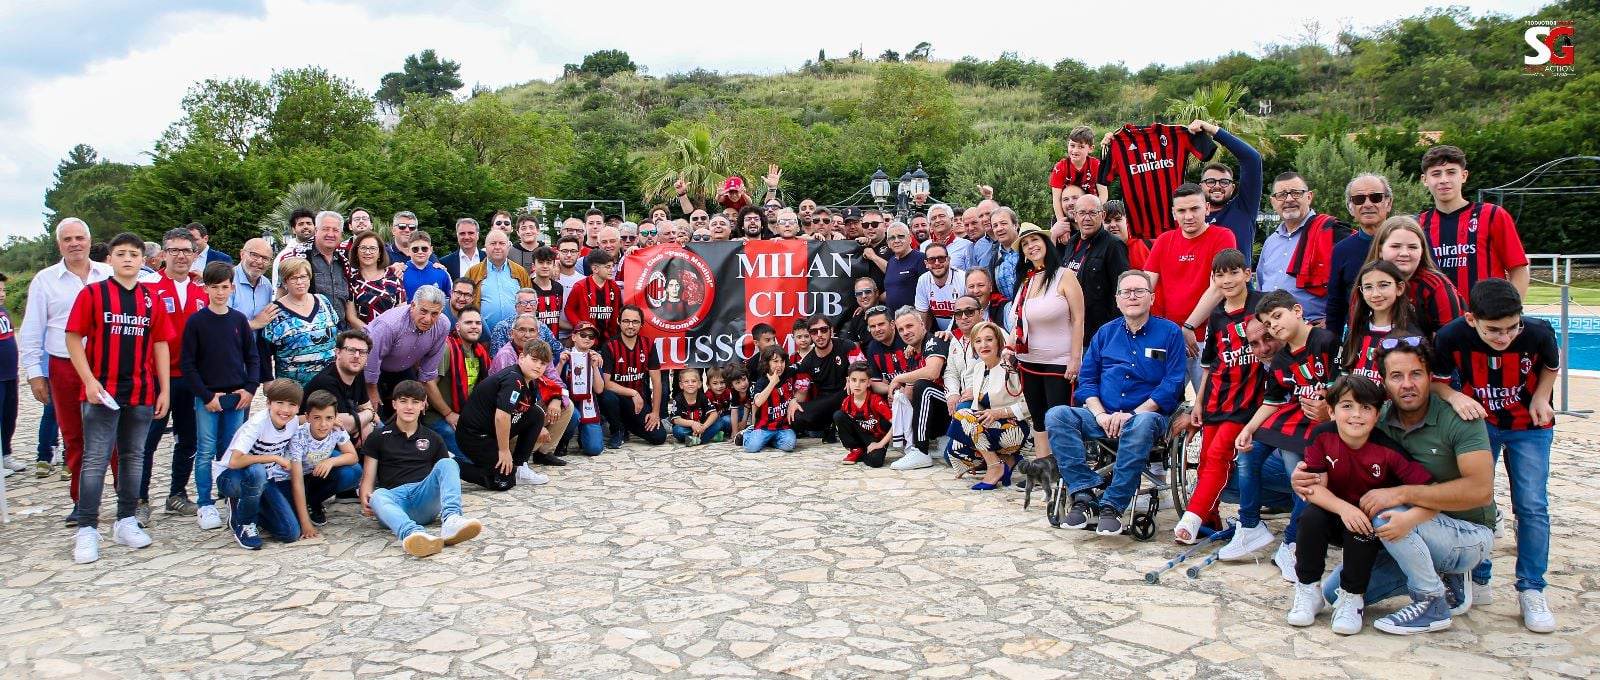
[446,334,491,408]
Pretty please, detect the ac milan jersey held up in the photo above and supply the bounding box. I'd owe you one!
[1097,124,1217,241]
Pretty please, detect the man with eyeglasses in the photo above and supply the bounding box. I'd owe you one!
[233,238,278,385]
[560,218,588,250]
[441,217,483,279]
[1194,119,1263,265]
[401,232,453,302]
[772,208,802,239]
[879,223,926,312]
[1327,173,1397,339]
[687,209,710,233]
[554,236,585,309]
[852,209,893,285]
[618,221,640,253]
[139,227,211,522]
[1062,194,1130,339]
[599,306,668,449]
[914,244,963,331]
[790,313,866,439]
[387,211,421,263]
[1046,270,1187,535]
[1257,172,1351,325]
[446,279,477,324]
[305,330,378,444]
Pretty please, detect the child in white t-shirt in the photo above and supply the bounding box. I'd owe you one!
[289,390,362,528]
[217,379,314,550]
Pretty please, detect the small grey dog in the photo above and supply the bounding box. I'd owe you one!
[1016,454,1061,512]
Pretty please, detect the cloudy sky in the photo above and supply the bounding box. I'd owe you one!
[0,0,1544,240]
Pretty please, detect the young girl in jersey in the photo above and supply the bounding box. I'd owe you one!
[669,368,724,446]
[744,346,797,453]
[789,331,816,436]
[558,322,608,456]
[1340,260,1422,383]
[722,363,751,445]
[1366,216,1464,338]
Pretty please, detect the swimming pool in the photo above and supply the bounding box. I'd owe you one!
[1530,315,1600,371]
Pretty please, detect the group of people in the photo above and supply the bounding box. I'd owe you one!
[4,119,1559,639]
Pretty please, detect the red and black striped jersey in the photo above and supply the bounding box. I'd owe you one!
[864,337,912,382]
[1256,327,1340,453]
[563,275,622,342]
[751,372,795,430]
[66,279,175,407]
[531,279,564,338]
[1049,156,1102,194]
[669,390,718,424]
[1417,202,1528,304]
[1342,322,1397,384]
[706,386,742,413]
[841,392,893,441]
[1406,269,1465,338]
[1097,124,1216,241]
[602,336,659,395]
[1431,316,1559,430]
[1199,293,1264,424]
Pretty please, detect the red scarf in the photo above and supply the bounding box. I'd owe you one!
[446,334,491,408]
[1287,213,1346,297]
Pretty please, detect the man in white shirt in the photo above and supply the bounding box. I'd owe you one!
[18,218,112,512]
[442,217,484,279]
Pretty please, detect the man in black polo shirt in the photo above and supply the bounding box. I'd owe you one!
[789,313,865,438]
[304,330,376,443]
[454,343,550,491]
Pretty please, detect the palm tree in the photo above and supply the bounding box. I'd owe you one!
[256,179,353,248]
[642,125,732,207]
[1165,82,1274,156]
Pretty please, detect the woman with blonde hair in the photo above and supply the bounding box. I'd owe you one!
[263,257,341,386]
[950,321,1031,490]
[1364,216,1464,338]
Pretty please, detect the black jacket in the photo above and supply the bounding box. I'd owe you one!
[1063,228,1130,339]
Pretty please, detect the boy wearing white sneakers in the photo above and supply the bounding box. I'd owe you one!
[359,380,482,557]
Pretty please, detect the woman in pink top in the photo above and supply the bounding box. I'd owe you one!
[1009,223,1085,460]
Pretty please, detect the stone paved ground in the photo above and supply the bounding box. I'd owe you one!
[2,388,1598,680]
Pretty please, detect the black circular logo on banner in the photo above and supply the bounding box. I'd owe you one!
[631,246,716,333]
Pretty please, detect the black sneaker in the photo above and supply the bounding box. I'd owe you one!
[531,452,568,467]
[307,503,327,527]
[1064,494,1093,529]
[1095,506,1123,536]
[821,427,838,444]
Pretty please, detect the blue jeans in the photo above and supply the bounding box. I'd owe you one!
[142,378,196,500]
[1236,441,1309,540]
[1473,425,1552,592]
[570,421,604,455]
[193,395,248,507]
[1324,509,1494,604]
[1045,405,1167,513]
[423,415,462,457]
[216,464,301,542]
[673,415,729,444]
[743,428,796,452]
[303,464,363,508]
[37,399,59,462]
[370,458,464,540]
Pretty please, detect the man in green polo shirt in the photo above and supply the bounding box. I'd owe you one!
[1295,340,1494,635]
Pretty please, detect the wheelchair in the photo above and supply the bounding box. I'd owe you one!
[1044,403,1200,541]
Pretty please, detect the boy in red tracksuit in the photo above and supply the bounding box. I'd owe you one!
[835,362,893,467]
[562,249,622,344]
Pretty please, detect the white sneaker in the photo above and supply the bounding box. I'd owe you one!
[890,447,933,470]
[2,467,12,478]
[1473,580,1494,606]
[1218,522,1275,560]
[515,464,550,485]
[1519,590,1557,633]
[112,516,152,549]
[1,456,25,472]
[441,514,482,546]
[1330,588,1365,635]
[1287,581,1325,626]
[72,527,101,564]
[1273,542,1297,582]
[197,505,223,531]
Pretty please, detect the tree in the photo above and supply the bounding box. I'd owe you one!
[861,65,969,168]
[558,135,642,208]
[397,92,575,197]
[376,49,464,110]
[1165,82,1273,156]
[1292,135,1429,217]
[164,67,375,156]
[118,140,274,247]
[55,144,100,183]
[1039,58,1109,112]
[946,57,984,85]
[44,161,137,234]
[907,42,933,61]
[164,77,273,156]
[566,50,637,78]
[641,124,731,205]
[879,50,901,63]
[944,135,1054,224]
[256,179,353,247]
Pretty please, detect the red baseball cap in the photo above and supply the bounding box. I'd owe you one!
[573,321,599,337]
[722,176,745,192]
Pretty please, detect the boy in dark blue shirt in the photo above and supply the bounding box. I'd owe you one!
[401,232,452,301]
[179,262,260,531]
[0,273,22,476]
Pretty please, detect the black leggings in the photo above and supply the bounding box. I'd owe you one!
[1295,504,1382,593]
[456,403,544,491]
[1019,361,1073,426]
[793,390,848,431]
[833,410,888,468]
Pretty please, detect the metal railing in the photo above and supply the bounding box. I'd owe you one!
[1525,253,1599,417]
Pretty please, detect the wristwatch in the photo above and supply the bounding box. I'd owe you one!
[1182,322,1197,332]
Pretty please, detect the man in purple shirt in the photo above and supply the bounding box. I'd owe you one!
[364,285,451,419]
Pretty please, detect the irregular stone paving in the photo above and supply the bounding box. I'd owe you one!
[1,392,1597,679]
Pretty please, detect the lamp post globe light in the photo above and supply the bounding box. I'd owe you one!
[910,162,929,198]
[870,167,891,207]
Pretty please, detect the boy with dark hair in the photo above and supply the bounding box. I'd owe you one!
[217,379,312,550]
[1230,290,1341,575]
[181,260,260,531]
[715,362,750,440]
[1289,375,1432,635]
[1049,125,1106,222]
[455,340,551,491]
[562,247,622,343]
[529,245,565,338]
[744,323,778,379]
[66,232,174,564]
[834,362,894,467]
[292,390,362,526]
[1417,146,1530,302]
[0,272,21,477]
[1430,277,1559,632]
[359,380,481,557]
[1176,248,1263,543]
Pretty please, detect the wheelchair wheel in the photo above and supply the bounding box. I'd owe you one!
[1129,512,1157,541]
[1167,415,1200,516]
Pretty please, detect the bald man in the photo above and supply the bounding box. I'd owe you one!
[232,238,279,385]
[579,226,624,277]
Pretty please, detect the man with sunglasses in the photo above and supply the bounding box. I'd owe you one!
[854,210,893,287]
[790,313,866,439]
[618,222,640,253]
[400,232,453,302]
[441,217,483,280]
[1326,173,1397,340]
[841,278,882,346]
[1195,118,1263,265]
[1257,172,1351,325]
[636,220,659,248]
[914,244,962,331]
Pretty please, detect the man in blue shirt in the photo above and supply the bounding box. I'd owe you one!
[1044,270,1187,536]
[231,238,277,386]
[401,232,453,301]
[1325,173,1395,340]
[1197,120,1263,266]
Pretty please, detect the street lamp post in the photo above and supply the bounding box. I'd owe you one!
[870,167,891,210]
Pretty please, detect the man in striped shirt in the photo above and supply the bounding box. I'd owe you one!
[1418,145,1530,302]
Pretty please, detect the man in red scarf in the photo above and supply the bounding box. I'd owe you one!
[424,307,492,458]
